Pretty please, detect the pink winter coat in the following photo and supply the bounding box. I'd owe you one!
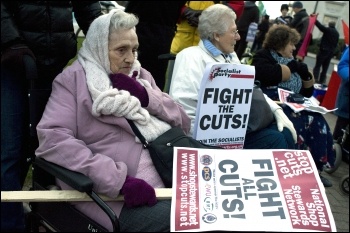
[35,60,191,229]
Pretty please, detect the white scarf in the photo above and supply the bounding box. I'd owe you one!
[77,9,171,142]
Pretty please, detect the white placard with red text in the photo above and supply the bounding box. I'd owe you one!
[170,148,336,232]
[193,63,255,149]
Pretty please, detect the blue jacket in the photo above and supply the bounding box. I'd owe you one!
[335,47,349,119]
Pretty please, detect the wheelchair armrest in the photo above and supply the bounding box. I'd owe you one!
[33,157,120,232]
[275,100,283,105]
[33,157,93,193]
[100,1,116,8]
[158,53,176,60]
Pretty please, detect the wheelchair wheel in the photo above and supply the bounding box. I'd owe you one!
[339,175,349,195]
[324,142,342,174]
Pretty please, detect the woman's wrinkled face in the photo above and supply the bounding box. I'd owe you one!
[214,21,240,54]
[108,28,139,75]
[278,42,295,58]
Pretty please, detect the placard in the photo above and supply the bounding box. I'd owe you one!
[193,63,255,149]
[171,148,336,232]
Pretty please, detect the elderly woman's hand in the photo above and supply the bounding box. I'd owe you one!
[110,73,149,107]
[120,176,157,208]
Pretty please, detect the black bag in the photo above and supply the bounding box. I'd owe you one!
[127,119,220,188]
[247,81,275,133]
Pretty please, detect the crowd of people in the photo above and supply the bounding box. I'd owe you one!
[1,1,348,231]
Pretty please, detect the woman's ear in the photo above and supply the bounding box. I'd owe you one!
[213,33,220,42]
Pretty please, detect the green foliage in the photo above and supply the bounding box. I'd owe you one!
[23,165,32,190]
[307,38,345,60]
[66,37,84,67]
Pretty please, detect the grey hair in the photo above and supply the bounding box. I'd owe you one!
[108,10,139,34]
[198,4,237,41]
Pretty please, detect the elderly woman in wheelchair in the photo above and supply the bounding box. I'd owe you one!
[35,9,191,232]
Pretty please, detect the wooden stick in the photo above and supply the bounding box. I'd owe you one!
[275,100,283,105]
[1,189,172,202]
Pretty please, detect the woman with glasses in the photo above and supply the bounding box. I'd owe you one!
[169,4,297,150]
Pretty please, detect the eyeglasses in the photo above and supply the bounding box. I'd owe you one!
[233,29,239,36]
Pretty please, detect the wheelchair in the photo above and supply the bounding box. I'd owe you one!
[340,174,349,195]
[322,123,349,195]
[21,55,120,232]
[324,124,349,175]
[335,124,349,195]
[27,158,120,232]
[338,125,349,195]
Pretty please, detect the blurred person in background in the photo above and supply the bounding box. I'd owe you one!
[274,3,293,26]
[163,1,244,92]
[312,19,339,84]
[235,1,259,60]
[125,1,186,91]
[252,14,270,53]
[290,1,309,58]
[170,1,244,56]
